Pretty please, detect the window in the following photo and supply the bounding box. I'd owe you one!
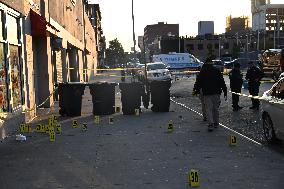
[0,43,7,112]
[7,14,18,45]
[198,44,203,50]
[9,45,22,107]
[0,11,3,41]
[271,80,284,99]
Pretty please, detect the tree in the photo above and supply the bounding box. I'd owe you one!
[105,38,126,67]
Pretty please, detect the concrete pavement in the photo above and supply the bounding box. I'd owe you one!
[1,94,284,188]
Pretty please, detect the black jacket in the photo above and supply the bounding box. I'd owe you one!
[245,65,263,85]
[229,69,243,92]
[195,64,227,96]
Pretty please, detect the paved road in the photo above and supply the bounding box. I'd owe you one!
[1,76,284,189]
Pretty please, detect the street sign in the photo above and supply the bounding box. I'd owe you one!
[189,169,200,187]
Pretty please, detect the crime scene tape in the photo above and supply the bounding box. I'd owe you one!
[66,67,141,71]
[24,87,58,113]
[230,91,284,105]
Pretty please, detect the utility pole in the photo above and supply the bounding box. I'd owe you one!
[132,0,136,56]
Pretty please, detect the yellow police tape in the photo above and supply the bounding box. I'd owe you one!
[23,87,58,113]
[67,67,141,71]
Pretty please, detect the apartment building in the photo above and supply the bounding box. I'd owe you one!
[0,0,101,138]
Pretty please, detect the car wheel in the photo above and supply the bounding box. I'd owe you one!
[262,113,276,143]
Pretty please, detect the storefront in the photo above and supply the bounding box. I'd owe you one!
[0,3,24,113]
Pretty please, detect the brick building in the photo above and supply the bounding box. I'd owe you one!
[0,0,101,137]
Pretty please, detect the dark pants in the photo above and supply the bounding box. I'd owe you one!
[231,88,241,109]
[232,93,239,109]
[248,84,260,108]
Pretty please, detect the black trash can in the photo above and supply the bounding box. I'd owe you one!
[119,82,143,115]
[58,83,86,116]
[150,80,171,112]
[89,82,116,115]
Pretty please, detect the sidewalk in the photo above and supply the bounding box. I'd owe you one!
[1,92,284,188]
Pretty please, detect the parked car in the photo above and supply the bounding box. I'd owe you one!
[138,62,171,82]
[261,77,284,143]
[212,60,224,72]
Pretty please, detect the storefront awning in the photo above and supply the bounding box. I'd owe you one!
[30,9,58,37]
[30,9,47,36]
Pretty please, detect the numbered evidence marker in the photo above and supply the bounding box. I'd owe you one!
[56,124,62,134]
[229,135,237,146]
[135,108,140,116]
[49,131,55,142]
[81,123,88,132]
[167,120,174,133]
[72,120,78,128]
[109,116,114,124]
[35,124,45,133]
[94,116,100,124]
[48,117,54,127]
[19,123,31,133]
[189,169,200,187]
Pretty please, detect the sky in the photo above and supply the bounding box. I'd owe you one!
[94,0,283,52]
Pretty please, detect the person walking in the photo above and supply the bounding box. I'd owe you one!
[193,72,206,121]
[195,57,227,131]
[228,62,243,111]
[245,61,263,110]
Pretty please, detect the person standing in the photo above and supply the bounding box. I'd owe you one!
[228,62,243,111]
[245,61,263,110]
[195,57,227,131]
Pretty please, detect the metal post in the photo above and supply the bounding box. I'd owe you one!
[132,0,136,55]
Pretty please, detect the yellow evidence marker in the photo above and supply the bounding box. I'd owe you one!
[19,123,26,133]
[19,123,31,133]
[35,124,45,133]
[72,120,78,128]
[94,116,100,124]
[168,120,174,133]
[56,124,62,134]
[49,131,55,142]
[48,117,54,127]
[81,123,87,132]
[229,135,237,146]
[115,106,121,113]
[109,116,114,124]
[189,169,200,187]
[135,108,140,116]
[45,124,50,134]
